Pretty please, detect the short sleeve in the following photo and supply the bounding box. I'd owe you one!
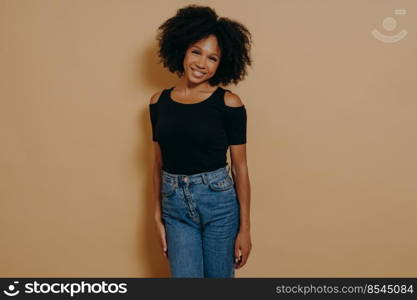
[149,103,158,142]
[224,105,247,145]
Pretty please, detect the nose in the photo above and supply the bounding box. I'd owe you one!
[196,56,207,69]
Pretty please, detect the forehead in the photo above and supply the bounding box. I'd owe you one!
[190,35,221,55]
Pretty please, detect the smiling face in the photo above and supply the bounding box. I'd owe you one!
[182,34,221,85]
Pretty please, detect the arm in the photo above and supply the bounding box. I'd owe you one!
[151,141,168,258]
[149,91,168,258]
[151,142,163,222]
[224,91,252,269]
[149,91,164,222]
[230,140,252,269]
[230,145,251,233]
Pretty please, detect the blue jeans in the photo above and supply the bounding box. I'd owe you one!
[161,165,240,278]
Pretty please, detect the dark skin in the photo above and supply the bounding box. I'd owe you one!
[150,34,252,269]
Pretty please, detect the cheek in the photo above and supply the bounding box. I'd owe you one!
[184,57,198,68]
[183,52,193,64]
[209,62,219,73]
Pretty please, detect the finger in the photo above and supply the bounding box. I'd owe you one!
[160,240,168,258]
[234,252,242,265]
[235,253,243,267]
[234,244,241,262]
[240,253,249,267]
[236,252,248,269]
[162,243,168,258]
[162,238,167,253]
[160,227,168,253]
[234,245,240,259]
[236,255,244,268]
[158,233,167,257]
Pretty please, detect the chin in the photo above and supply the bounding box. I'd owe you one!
[186,74,205,84]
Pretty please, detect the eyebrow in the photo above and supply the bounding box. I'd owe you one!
[191,45,220,57]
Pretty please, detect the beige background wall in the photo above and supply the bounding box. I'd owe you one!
[1,0,416,277]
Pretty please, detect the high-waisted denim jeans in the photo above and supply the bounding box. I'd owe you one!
[161,165,240,278]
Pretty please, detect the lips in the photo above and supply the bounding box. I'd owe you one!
[190,67,206,78]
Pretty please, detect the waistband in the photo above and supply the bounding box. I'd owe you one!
[161,165,231,185]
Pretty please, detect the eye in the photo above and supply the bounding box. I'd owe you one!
[210,57,217,62]
[191,50,200,55]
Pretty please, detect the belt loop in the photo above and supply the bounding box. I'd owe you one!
[202,173,208,185]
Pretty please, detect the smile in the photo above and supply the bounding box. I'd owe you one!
[190,67,206,78]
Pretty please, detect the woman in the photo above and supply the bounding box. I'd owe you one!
[149,4,252,278]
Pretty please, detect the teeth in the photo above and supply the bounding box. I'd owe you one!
[192,68,205,77]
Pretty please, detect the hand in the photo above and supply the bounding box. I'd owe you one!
[234,230,252,269]
[154,218,168,259]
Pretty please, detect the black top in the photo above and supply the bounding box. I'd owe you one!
[149,86,247,175]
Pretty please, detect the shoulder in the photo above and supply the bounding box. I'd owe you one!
[224,90,244,107]
[149,90,164,105]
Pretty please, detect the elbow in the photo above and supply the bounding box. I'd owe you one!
[231,163,248,177]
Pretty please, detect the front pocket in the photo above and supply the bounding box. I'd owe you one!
[161,180,176,197]
[208,175,234,192]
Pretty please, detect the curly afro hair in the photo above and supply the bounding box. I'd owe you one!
[156,4,252,86]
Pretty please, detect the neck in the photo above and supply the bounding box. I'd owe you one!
[176,79,216,94]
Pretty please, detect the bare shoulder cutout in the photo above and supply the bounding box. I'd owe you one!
[149,90,163,105]
[224,90,244,107]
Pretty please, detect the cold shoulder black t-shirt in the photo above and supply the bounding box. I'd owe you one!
[148,86,247,175]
